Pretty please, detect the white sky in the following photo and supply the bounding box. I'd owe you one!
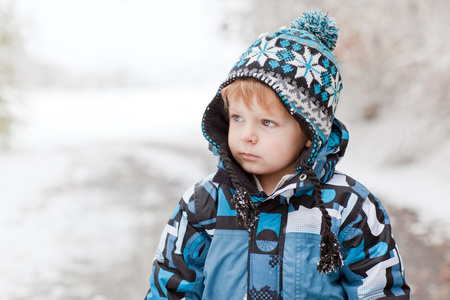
[14,0,241,85]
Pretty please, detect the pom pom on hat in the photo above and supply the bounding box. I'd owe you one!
[290,9,339,51]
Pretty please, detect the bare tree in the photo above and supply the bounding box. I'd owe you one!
[0,1,21,145]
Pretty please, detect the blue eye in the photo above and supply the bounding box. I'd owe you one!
[262,120,276,127]
[233,115,244,122]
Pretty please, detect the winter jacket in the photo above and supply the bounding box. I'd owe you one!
[145,120,410,299]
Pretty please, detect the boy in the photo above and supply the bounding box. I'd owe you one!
[146,10,410,299]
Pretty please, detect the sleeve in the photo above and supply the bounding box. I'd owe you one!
[340,192,410,299]
[145,179,218,300]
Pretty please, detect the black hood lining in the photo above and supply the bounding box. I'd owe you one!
[201,80,321,169]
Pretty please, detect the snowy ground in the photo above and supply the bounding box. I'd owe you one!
[0,87,218,299]
[1,86,449,299]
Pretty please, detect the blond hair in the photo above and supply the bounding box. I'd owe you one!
[221,78,288,114]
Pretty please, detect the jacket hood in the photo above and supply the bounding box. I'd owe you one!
[312,118,348,184]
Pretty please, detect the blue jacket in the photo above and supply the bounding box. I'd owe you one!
[145,120,410,299]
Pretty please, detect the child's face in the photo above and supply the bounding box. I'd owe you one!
[227,93,311,184]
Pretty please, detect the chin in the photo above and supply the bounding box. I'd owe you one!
[240,165,263,175]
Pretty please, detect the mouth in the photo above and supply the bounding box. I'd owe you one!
[241,152,260,160]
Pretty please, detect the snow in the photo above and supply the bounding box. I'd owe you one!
[2,0,449,298]
[0,87,218,299]
[338,117,450,244]
[11,88,211,148]
[2,85,449,299]
[0,88,450,299]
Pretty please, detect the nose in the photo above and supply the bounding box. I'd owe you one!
[242,124,258,144]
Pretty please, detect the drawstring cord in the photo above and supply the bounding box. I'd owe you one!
[299,163,344,273]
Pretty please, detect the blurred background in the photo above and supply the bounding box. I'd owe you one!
[1,0,449,299]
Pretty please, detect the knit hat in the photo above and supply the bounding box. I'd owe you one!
[202,10,344,273]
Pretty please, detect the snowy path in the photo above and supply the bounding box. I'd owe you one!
[0,88,215,299]
[0,140,215,299]
[1,88,449,299]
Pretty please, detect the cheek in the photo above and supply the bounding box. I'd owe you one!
[227,127,238,149]
[276,131,306,158]
[263,139,289,158]
[290,138,307,158]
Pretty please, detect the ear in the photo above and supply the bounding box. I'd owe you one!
[305,140,312,148]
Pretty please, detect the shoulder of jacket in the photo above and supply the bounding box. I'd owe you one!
[181,172,220,205]
[323,171,381,227]
[324,171,373,201]
[180,172,219,231]
[327,173,396,256]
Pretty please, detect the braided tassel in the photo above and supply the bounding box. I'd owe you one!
[232,186,256,231]
[317,226,344,274]
[217,147,256,231]
[299,163,344,274]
